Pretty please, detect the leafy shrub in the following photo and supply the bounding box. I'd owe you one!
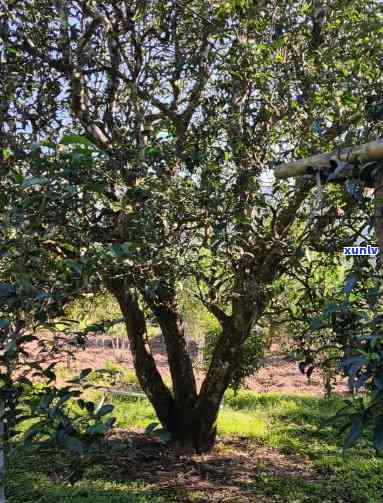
[23,370,116,484]
[297,247,383,454]
[178,279,221,341]
[203,327,265,392]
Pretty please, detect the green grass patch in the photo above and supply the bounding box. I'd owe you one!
[7,445,182,503]
[8,390,383,502]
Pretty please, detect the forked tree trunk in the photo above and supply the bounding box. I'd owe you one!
[107,277,264,452]
[107,278,175,430]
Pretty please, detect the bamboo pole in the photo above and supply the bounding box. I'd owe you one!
[274,139,383,179]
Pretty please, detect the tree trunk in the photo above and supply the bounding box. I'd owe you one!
[107,276,267,453]
[107,278,175,430]
[192,277,268,453]
[146,296,198,433]
[191,317,247,452]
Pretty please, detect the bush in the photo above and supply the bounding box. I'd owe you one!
[203,327,265,393]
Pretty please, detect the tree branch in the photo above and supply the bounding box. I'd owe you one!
[275,139,383,179]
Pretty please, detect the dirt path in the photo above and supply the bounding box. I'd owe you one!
[61,343,348,396]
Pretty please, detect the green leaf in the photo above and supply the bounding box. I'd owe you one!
[343,417,363,450]
[147,147,159,157]
[153,429,172,444]
[86,422,107,434]
[61,434,84,455]
[344,273,357,296]
[145,422,159,434]
[104,417,116,430]
[79,368,92,380]
[310,318,323,330]
[95,404,114,418]
[64,259,83,275]
[323,303,338,317]
[60,134,94,147]
[2,148,11,160]
[0,319,10,329]
[94,395,105,415]
[23,420,48,443]
[22,176,47,188]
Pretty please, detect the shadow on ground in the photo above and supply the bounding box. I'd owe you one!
[8,394,383,503]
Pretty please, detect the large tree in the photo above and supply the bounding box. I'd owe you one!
[1,0,383,451]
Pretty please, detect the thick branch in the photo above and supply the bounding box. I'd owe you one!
[146,296,197,411]
[106,278,174,429]
[275,139,383,179]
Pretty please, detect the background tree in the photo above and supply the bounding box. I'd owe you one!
[1,0,383,452]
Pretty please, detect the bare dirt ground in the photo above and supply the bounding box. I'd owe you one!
[60,341,348,396]
[101,430,318,502]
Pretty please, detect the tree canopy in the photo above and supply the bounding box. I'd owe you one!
[1,0,383,452]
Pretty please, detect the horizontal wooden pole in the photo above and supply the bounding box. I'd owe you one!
[274,139,383,179]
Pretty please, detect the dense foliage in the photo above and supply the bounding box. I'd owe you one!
[1,0,383,455]
[203,326,266,393]
[0,282,116,501]
[267,168,383,453]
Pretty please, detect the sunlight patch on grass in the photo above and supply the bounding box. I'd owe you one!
[9,389,383,503]
[218,405,269,438]
[107,395,157,429]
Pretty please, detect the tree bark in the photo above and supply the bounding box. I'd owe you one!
[145,295,198,439]
[192,265,270,452]
[108,275,269,453]
[191,317,258,452]
[194,321,241,451]
[274,139,383,179]
[107,278,175,430]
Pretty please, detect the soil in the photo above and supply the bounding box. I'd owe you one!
[59,340,349,396]
[100,430,318,502]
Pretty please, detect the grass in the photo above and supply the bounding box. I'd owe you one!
[59,362,174,392]
[8,470,180,503]
[7,390,383,502]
